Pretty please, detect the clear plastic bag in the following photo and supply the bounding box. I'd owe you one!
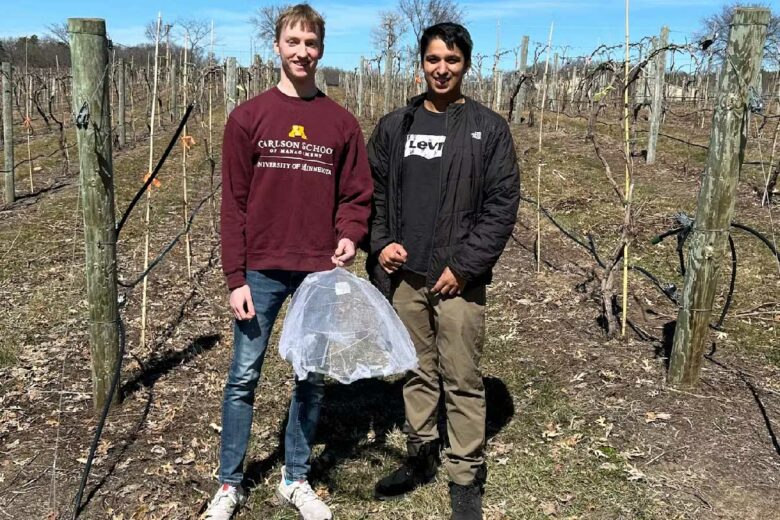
[278,268,417,384]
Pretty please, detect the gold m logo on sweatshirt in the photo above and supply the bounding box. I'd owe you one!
[288,125,308,140]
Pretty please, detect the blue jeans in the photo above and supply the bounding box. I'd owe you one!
[219,270,325,485]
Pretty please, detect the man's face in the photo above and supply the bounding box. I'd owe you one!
[274,22,323,82]
[422,37,467,98]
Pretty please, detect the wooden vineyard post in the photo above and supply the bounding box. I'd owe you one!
[181,31,192,278]
[25,72,33,192]
[169,58,178,122]
[491,23,500,112]
[68,18,120,410]
[646,26,668,165]
[226,57,237,117]
[117,58,126,147]
[2,62,13,204]
[513,36,529,124]
[621,0,633,337]
[252,55,261,96]
[358,56,365,118]
[141,14,162,351]
[536,24,554,273]
[383,36,393,114]
[129,57,137,141]
[550,53,559,113]
[668,8,769,388]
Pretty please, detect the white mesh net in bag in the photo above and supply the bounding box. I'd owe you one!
[278,268,417,384]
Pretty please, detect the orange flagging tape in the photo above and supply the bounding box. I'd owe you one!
[143,172,162,189]
[181,135,196,150]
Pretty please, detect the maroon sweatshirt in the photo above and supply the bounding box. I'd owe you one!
[220,87,373,290]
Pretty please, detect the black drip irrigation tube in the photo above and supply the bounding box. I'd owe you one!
[115,103,195,235]
[72,103,206,519]
[524,196,778,332]
[72,318,126,518]
[648,215,778,330]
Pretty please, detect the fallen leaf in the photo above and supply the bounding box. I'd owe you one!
[645,411,671,423]
[625,463,645,481]
[542,423,563,439]
[541,501,558,516]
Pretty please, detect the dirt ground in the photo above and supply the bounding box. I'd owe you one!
[0,87,778,519]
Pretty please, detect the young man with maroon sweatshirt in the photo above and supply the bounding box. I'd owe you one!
[204,5,372,520]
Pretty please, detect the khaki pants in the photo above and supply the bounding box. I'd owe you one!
[392,271,486,485]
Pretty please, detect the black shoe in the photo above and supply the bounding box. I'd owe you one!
[374,441,440,500]
[449,464,486,520]
[449,481,483,520]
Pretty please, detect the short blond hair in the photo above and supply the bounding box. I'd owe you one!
[275,4,325,43]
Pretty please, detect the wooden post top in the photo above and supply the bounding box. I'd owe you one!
[730,8,770,25]
[67,19,107,36]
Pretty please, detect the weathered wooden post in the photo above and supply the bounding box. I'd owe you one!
[357,56,365,117]
[513,36,529,124]
[383,39,393,114]
[117,58,126,148]
[668,8,769,388]
[316,69,327,96]
[169,58,178,121]
[68,18,120,410]
[550,52,559,112]
[251,54,261,96]
[646,26,669,165]
[2,62,13,204]
[226,57,237,116]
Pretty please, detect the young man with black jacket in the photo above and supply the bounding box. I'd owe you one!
[367,22,520,520]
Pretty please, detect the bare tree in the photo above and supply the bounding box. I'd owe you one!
[249,4,292,47]
[176,18,210,60]
[395,0,462,92]
[397,0,464,45]
[371,11,406,55]
[695,2,778,64]
[145,19,173,43]
[45,22,70,46]
[372,11,406,112]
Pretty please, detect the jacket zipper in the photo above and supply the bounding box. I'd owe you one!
[427,107,448,287]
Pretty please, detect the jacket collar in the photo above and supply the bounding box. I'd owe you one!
[405,93,471,113]
[402,94,470,130]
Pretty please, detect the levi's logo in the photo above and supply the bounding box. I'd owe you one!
[404,134,446,159]
[288,125,308,139]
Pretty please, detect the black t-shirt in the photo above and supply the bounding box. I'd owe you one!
[401,105,446,275]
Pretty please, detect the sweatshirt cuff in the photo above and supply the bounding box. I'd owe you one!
[226,271,247,291]
[337,225,366,246]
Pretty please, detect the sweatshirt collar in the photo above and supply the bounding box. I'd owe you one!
[271,86,323,104]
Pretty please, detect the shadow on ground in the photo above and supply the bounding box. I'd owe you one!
[244,375,515,490]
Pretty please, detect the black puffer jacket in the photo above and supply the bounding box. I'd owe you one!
[366,94,520,296]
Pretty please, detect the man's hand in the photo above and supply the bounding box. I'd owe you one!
[432,267,465,297]
[229,285,255,320]
[332,238,356,267]
[378,243,408,273]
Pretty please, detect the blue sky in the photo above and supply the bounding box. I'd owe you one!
[1,1,776,71]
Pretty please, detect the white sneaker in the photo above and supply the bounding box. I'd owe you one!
[275,466,333,520]
[202,483,247,520]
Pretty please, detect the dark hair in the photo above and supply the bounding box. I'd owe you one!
[419,23,472,67]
